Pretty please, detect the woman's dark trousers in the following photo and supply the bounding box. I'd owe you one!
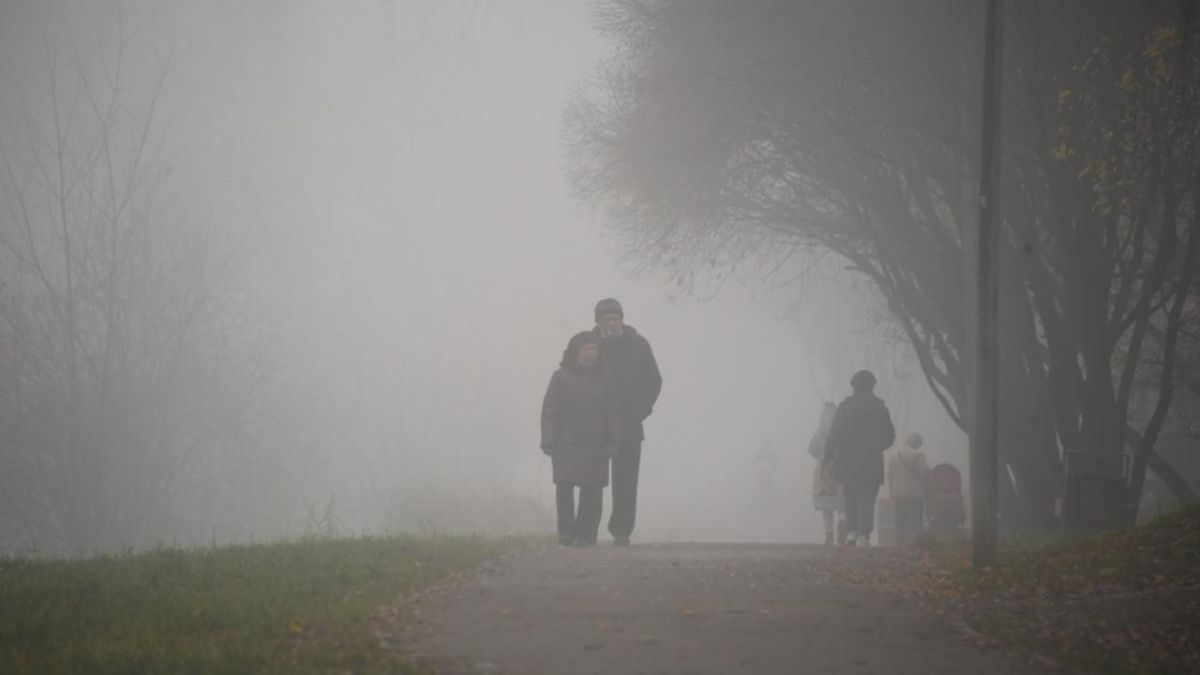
[843,481,881,537]
[556,483,603,544]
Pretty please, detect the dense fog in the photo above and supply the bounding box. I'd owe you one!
[0,1,970,555]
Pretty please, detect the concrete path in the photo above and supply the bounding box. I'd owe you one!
[382,543,1051,674]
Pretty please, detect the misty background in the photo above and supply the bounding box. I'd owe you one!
[0,1,963,555]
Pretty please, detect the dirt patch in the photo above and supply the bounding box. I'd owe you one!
[877,510,1200,674]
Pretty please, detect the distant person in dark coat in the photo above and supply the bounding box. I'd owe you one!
[541,331,621,546]
[823,370,896,546]
[592,298,662,546]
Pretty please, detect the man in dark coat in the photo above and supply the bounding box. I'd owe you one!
[592,298,662,546]
[823,369,895,546]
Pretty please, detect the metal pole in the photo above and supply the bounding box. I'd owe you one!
[972,0,1003,568]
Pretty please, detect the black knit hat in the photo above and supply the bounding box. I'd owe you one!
[561,330,600,368]
[850,369,877,391]
[594,297,623,320]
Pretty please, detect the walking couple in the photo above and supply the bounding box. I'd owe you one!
[540,298,662,547]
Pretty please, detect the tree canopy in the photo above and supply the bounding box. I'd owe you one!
[565,0,1200,531]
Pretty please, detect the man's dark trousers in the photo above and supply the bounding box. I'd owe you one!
[608,440,642,540]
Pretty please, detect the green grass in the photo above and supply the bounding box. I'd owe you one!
[0,533,530,674]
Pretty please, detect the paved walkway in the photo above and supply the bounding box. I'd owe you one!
[381,543,1050,674]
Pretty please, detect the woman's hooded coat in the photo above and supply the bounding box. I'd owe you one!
[540,332,621,488]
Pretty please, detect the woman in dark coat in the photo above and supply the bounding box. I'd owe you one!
[824,370,896,547]
[541,331,621,546]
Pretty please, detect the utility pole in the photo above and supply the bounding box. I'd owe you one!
[972,0,1003,568]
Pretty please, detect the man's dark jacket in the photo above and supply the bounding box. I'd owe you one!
[595,325,662,442]
[823,392,895,486]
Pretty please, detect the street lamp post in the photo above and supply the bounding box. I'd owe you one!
[972,0,1004,568]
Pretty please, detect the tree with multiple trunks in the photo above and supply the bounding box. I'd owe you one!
[564,0,1200,532]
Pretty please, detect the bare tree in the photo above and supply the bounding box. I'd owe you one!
[0,28,271,553]
[564,0,1200,532]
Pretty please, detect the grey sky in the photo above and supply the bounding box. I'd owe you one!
[0,0,964,548]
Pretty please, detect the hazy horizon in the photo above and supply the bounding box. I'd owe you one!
[0,0,966,554]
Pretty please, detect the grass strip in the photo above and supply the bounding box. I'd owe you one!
[0,533,529,674]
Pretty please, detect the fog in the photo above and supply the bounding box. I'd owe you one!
[0,1,965,554]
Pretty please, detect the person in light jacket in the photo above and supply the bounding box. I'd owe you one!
[541,331,621,546]
[808,402,844,545]
[887,432,931,546]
